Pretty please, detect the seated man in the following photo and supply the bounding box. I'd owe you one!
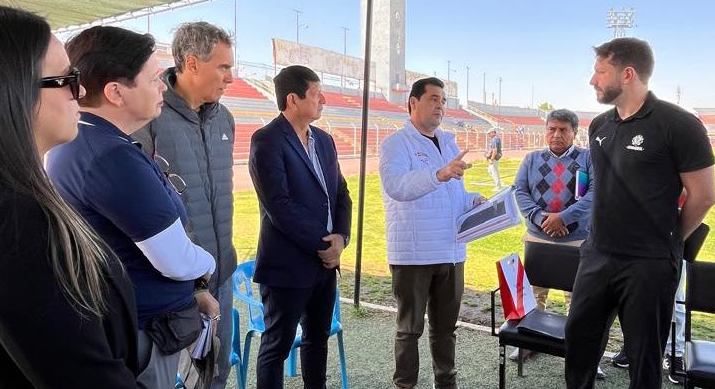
[512,109,604,379]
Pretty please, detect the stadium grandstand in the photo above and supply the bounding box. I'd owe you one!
[220,74,500,162]
[695,108,715,133]
[151,43,609,164]
[467,101,545,131]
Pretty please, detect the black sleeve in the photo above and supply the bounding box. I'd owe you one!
[0,194,139,389]
[670,112,715,173]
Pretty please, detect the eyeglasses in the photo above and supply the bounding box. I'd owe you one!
[40,67,81,100]
[154,155,187,195]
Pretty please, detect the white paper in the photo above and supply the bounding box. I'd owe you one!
[456,186,522,243]
[190,316,214,360]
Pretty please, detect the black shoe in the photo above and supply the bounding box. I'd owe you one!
[668,356,685,385]
[611,348,629,369]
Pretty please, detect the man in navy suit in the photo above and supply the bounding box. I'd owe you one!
[249,65,352,389]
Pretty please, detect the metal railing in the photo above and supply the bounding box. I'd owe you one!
[232,123,550,164]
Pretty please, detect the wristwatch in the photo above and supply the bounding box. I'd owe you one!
[340,234,350,247]
[194,277,209,292]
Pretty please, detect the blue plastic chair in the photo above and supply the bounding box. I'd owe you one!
[230,305,245,389]
[233,259,348,389]
[175,374,184,388]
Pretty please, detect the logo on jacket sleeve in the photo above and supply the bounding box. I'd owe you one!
[626,135,644,151]
[221,133,229,141]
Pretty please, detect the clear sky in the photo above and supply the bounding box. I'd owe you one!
[62,0,715,113]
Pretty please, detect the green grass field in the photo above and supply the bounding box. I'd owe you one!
[233,158,715,338]
[234,158,715,285]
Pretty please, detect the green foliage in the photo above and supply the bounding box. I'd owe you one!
[539,102,554,111]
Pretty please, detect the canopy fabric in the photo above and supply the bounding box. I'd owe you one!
[1,0,187,30]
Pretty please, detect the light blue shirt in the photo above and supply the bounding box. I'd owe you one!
[304,128,332,233]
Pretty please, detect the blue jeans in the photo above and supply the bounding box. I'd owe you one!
[666,260,686,357]
[210,278,234,389]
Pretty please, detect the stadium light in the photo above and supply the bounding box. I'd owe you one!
[606,8,636,38]
[498,76,502,114]
[447,60,457,100]
[341,27,349,90]
[483,72,486,104]
[465,64,470,103]
[293,9,308,45]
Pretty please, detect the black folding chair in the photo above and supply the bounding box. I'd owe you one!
[668,224,714,388]
[490,241,580,389]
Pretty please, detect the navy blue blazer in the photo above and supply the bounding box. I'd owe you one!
[249,114,352,288]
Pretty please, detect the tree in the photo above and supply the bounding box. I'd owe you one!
[539,102,554,111]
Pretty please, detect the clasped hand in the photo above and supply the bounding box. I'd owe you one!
[317,234,344,269]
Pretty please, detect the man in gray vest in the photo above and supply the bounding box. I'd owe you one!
[133,22,236,389]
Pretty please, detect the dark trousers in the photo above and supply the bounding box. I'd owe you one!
[391,263,464,389]
[256,269,336,389]
[564,239,680,389]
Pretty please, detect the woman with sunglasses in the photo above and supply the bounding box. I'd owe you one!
[0,6,142,388]
[45,26,218,389]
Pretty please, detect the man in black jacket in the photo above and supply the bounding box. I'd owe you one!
[249,65,352,389]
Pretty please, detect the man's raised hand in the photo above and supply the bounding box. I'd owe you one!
[436,149,472,182]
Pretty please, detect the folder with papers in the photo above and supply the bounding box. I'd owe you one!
[190,316,214,360]
[456,186,522,243]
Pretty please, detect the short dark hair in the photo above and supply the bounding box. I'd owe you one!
[65,26,156,107]
[546,109,579,131]
[408,77,444,114]
[593,37,654,83]
[274,65,320,111]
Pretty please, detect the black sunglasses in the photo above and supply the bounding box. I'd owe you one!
[40,67,81,100]
[154,155,187,195]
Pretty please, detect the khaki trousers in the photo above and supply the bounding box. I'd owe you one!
[391,263,464,389]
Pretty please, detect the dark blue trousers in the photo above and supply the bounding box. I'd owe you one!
[256,269,336,389]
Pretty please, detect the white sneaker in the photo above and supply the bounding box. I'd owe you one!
[596,366,606,380]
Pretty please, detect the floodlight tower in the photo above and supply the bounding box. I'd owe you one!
[361,0,406,104]
[606,8,636,38]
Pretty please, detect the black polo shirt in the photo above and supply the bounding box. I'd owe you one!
[588,92,713,260]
